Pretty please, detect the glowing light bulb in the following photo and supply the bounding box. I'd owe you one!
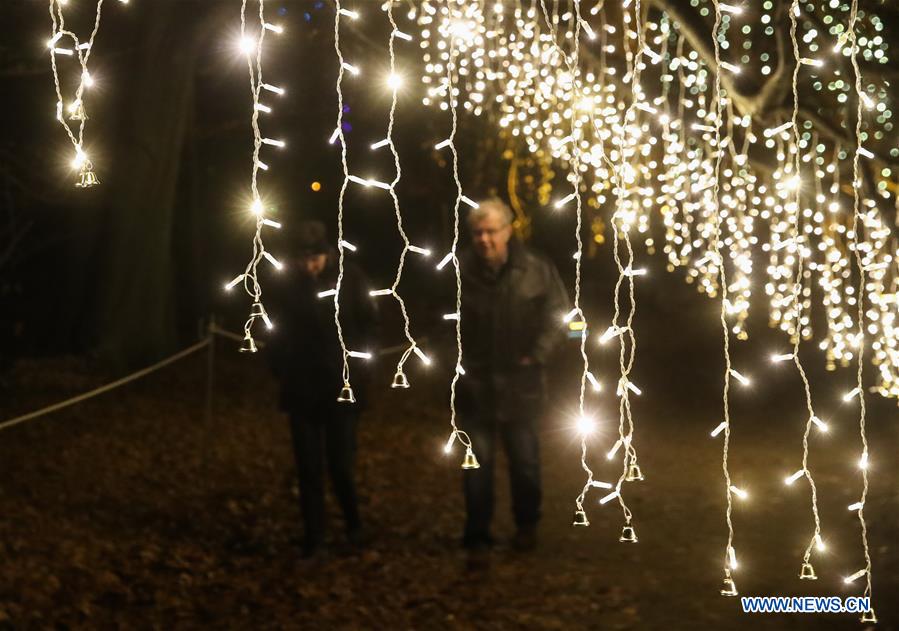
[771,353,795,363]
[729,485,748,500]
[554,192,577,209]
[225,274,245,291]
[460,195,479,209]
[729,369,751,386]
[576,415,596,436]
[727,546,738,570]
[238,36,256,55]
[599,490,620,505]
[387,72,403,89]
[842,387,861,402]
[413,346,431,365]
[262,252,283,271]
[436,252,454,270]
[711,421,728,438]
[785,469,805,485]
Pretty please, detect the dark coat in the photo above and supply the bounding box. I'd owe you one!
[264,252,378,412]
[456,239,569,422]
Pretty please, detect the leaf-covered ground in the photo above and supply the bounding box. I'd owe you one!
[0,344,896,630]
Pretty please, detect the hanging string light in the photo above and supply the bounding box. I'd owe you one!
[845,0,876,622]
[708,0,741,599]
[414,1,898,402]
[435,0,479,470]
[534,0,604,533]
[604,0,656,541]
[46,0,126,187]
[780,0,826,586]
[329,1,374,404]
[226,0,286,355]
[365,2,432,391]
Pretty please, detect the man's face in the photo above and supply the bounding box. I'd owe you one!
[470,211,512,267]
[299,253,328,278]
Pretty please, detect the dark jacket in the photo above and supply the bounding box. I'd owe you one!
[265,252,378,412]
[456,239,569,422]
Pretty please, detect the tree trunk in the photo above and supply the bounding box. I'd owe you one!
[93,2,200,367]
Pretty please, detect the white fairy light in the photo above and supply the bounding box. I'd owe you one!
[331,0,359,401]
[576,415,596,436]
[708,0,741,598]
[728,369,751,386]
[373,2,431,393]
[438,1,478,470]
[711,422,728,438]
[435,252,454,270]
[459,195,479,208]
[729,485,748,500]
[47,0,122,187]
[538,0,627,535]
[229,0,286,354]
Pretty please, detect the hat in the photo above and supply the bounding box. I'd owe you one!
[293,220,330,255]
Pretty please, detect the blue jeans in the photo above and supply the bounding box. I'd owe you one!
[462,414,542,547]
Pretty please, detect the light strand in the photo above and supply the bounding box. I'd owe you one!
[846,0,876,622]
[373,2,429,391]
[709,0,739,598]
[47,0,117,187]
[785,0,825,584]
[230,0,285,355]
[440,0,477,469]
[332,0,355,402]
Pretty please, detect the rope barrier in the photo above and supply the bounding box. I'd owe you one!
[0,324,429,433]
[0,338,211,433]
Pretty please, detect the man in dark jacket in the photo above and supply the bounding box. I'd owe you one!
[265,220,378,558]
[457,198,569,558]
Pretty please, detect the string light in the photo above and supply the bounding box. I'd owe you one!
[437,0,478,470]
[405,0,896,603]
[709,0,740,598]
[331,0,365,403]
[364,1,432,393]
[846,1,876,620]
[47,0,122,187]
[229,0,285,355]
[536,0,608,535]
[777,0,825,585]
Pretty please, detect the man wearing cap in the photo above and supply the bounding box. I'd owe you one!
[265,220,378,558]
[456,198,569,563]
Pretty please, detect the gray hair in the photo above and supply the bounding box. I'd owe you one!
[467,197,514,227]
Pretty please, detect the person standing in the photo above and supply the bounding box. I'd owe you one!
[265,220,378,558]
[456,198,569,562]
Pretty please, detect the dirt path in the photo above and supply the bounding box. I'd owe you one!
[0,349,895,630]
